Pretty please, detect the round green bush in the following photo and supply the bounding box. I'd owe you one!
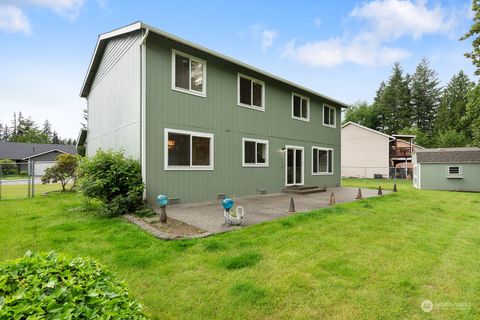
[77,150,144,216]
[0,251,146,319]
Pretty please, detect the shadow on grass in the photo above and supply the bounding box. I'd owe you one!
[220,252,262,270]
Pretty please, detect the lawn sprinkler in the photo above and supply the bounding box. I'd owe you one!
[222,197,244,226]
[156,194,169,223]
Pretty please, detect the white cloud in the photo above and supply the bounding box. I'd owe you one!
[27,0,85,21]
[0,5,31,34]
[248,23,278,52]
[284,0,456,68]
[284,37,410,67]
[350,0,454,40]
[260,29,277,52]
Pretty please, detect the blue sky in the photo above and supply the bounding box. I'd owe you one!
[0,0,476,139]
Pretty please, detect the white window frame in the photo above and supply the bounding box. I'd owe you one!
[446,165,463,178]
[171,49,207,97]
[285,145,304,186]
[291,93,310,122]
[322,104,336,128]
[237,73,265,111]
[242,138,269,167]
[164,128,214,171]
[311,146,334,175]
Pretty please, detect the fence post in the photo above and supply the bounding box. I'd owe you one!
[27,160,31,198]
[31,161,35,198]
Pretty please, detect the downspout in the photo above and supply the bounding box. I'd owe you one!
[140,27,150,199]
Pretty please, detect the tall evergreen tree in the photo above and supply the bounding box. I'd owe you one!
[2,125,10,142]
[461,0,480,75]
[435,71,473,133]
[11,112,17,140]
[461,0,480,145]
[376,63,412,134]
[411,58,441,135]
[52,131,60,144]
[42,120,53,142]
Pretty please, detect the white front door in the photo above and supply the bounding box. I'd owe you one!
[285,146,304,186]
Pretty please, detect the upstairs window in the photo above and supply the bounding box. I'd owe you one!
[312,147,333,174]
[323,105,336,127]
[238,74,265,111]
[172,50,206,96]
[292,93,309,121]
[165,128,213,170]
[242,138,268,167]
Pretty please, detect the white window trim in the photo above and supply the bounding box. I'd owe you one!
[446,165,463,177]
[171,49,207,97]
[237,73,265,112]
[322,104,336,128]
[242,138,269,167]
[164,128,214,171]
[291,93,310,122]
[285,145,304,186]
[311,146,334,175]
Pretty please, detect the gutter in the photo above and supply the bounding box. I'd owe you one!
[140,27,150,199]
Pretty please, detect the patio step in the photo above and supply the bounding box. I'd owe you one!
[281,185,326,195]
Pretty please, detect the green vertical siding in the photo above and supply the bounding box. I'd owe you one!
[419,163,480,192]
[145,34,342,204]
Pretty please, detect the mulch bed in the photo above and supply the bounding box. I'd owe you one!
[125,214,213,240]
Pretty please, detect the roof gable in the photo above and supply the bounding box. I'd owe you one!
[341,122,395,139]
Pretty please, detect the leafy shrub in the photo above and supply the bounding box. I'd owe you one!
[41,153,79,192]
[77,150,144,216]
[0,251,146,319]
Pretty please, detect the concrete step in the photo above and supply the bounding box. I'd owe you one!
[282,185,326,195]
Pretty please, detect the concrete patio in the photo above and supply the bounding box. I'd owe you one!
[158,187,388,234]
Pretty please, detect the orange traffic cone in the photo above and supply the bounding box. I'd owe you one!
[329,192,336,206]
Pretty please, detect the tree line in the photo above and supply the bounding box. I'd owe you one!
[0,112,76,145]
[343,58,475,148]
[344,0,480,149]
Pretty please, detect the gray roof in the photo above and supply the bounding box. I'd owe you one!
[0,142,77,160]
[416,147,480,164]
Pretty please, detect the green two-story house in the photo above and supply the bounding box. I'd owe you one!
[80,21,349,204]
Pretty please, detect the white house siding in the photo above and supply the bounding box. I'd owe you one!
[341,123,390,178]
[87,31,142,159]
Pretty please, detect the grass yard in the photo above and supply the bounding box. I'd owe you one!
[0,179,479,319]
[0,182,68,199]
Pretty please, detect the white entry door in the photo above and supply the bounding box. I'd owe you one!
[285,146,304,186]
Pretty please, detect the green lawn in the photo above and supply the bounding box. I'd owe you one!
[0,183,68,199]
[0,179,479,319]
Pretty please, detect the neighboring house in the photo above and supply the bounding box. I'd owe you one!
[80,21,349,204]
[413,147,480,192]
[0,142,77,176]
[341,122,424,178]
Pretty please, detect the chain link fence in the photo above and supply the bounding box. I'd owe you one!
[342,166,414,180]
[0,160,63,200]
